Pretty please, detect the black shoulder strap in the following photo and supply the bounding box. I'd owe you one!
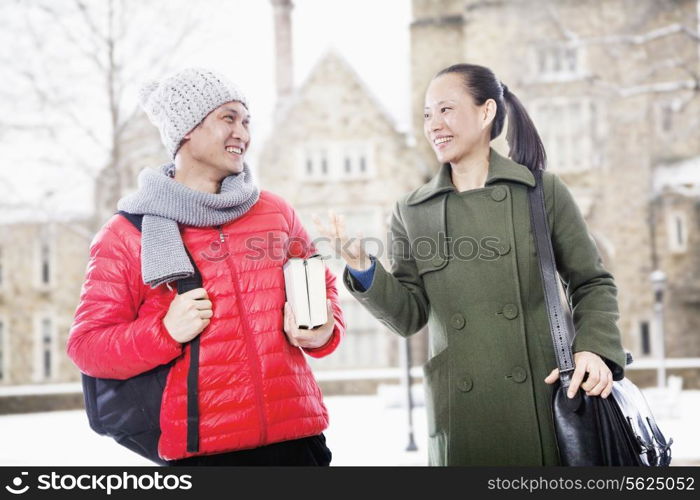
[527,171,576,387]
[117,210,202,453]
[117,210,144,232]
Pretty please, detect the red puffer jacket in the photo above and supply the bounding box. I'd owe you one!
[67,191,344,461]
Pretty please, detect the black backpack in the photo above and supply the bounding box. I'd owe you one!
[80,211,202,465]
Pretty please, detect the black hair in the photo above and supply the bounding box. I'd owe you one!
[435,64,547,171]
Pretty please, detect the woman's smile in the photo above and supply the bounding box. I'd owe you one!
[433,135,454,150]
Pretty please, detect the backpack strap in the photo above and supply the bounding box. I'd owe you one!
[117,210,144,232]
[117,210,202,453]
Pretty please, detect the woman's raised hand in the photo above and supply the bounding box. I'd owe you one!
[312,211,372,271]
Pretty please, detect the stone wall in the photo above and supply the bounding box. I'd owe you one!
[0,220,91,387]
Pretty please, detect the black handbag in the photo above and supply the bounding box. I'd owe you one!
[81,211,203,465]
[528,170,672,466]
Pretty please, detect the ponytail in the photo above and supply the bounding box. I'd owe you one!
[502,85,547,171]
[434,64,547,171]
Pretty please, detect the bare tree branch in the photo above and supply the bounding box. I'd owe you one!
[591,77,698,97]
[619,79,698,97]
[544,2,700,101]
[2,0,202,223]
[75,0,108,46]
[63,107,111,152]
[44,6,107,72]
[0,122,56,133]
[547,3,699,47]
[121,13,199,84]
[115,104,144,136]
[638,58,687,80]
[30,153,100,180]
[581,23,700,46]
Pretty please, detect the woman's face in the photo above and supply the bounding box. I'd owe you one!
[423,73,494,165]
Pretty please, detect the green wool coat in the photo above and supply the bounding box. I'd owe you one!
[343,149,626,466]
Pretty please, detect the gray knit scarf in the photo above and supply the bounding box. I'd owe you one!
[117,163,260,288]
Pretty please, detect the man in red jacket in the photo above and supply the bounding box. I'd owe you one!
[67,67,345,465]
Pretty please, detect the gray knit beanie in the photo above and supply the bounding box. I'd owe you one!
[138,67,248,159]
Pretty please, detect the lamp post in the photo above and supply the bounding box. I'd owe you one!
[399,337,417,451]
[650,270,667,389]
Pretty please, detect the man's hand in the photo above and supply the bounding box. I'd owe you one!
[283,299,335,349]
[162,288,213,343]
[544,351,613,399]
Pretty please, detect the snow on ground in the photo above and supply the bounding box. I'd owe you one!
[0,391,697,466]
[0,395,427,467]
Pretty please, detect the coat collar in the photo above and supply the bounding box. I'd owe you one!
[405,148,536,206]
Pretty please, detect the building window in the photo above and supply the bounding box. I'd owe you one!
[668,211,688,253]
[37,226,53,288]
[531,99,596,172]
[305,158,313,175]
[534,44,584,82]
[0,319,5,381]
[34,315,56,381]
[301,149,331,180]
[299,143,374,181]
[656,99,681,135]
[660,105,673,132]
[339,144,373,180]
[41,318,52,379]
[40,242,50,285]
[640,321,651,356]
[320,152,328,175]
[675,217,684,245]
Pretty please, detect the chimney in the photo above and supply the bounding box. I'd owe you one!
[271,0,294,102]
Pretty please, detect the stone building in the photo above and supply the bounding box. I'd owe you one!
[409,0,700,386]
[259,0,427,371]
[0,108,166,410]
[2,0,696,401]
[651,158,700,358]
[0,215,92,389]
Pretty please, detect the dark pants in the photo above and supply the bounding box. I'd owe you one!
[169,434,332,466]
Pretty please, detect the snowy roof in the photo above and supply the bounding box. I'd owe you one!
[0,205,92,226]
[653,156,700,196]
[273,49,404,137]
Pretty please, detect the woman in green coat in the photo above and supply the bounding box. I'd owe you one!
[316,64,626,465]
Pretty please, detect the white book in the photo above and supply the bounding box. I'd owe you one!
[283,255,328,329]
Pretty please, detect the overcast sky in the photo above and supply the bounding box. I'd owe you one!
[0,0,412,217]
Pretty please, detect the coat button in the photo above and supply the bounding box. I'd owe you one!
[502,303,519,320]
[458,376,473,392]
[497,242,511,256]
[491,186,507,202]
[431,256,445,268]
[450,313,466,330]
[511,366,527,383]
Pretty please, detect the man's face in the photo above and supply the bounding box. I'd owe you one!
[181,101,250,176]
